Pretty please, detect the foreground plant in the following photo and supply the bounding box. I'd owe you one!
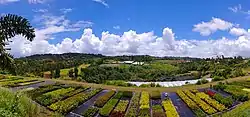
[0,87,39,117]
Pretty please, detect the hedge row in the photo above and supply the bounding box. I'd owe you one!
[49,88,102,114]
[94,90,116,107]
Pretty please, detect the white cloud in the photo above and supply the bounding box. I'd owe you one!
[0,0,19,4]
[113,25,120,30]
[193,17,233,36]
[60,8,73,14]
[28,0,46,4]
[92,0,109,8]
[228,4,242,13]
[229,27,248,36]
[33,9,48,13]
[8,27,250,58]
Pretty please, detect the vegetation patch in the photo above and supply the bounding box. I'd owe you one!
[81,106,99,117]
[152,105,165,117]
[125,92,140,117]
[99,91,123,116]
[162,98,179,117]
[138,91,150,117]
[177,90,206,117]
[111,100,129,117]
[49,88,102,114]
[94,90,116,107]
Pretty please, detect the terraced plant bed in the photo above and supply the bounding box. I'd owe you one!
[94,90,116,107]
[138,91,150,117]
[183,90,217,115]
[125,92,140,117]
[26,84,65,99]
[81,106,99,117]
[152,105,165,117]
[110,100,130,117]
[49,88,102,114]
[162,98,179,117]
[0,79,39,87]
[196,92,226,112]
[36,87,77,106]
[99,91,123,116]
[177,90,206,117]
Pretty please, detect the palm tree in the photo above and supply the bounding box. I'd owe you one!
[0,14,35,74]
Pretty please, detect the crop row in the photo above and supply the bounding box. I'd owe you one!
[224,85,249,102]
[176,90,206,117]
[17,80,44,86]
[183,90,217,114]
[81,106,99,117]
[0,77,23,82]
[49,88,102,114]
[125,92,140,117]
[212,93,233,107]
[111,100,129,117]
[152,105,165,117]
[94,90,116,107]
[36,87,76,106]
[162,99,179,117]
[0,79,39,87]
[99,91,123,116]
[26,84,65,99]
[196,92,226,112]
[138,91,150,117]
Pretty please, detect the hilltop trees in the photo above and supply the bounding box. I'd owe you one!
[0,14,35,74]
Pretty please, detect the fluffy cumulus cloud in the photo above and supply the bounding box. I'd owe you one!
[229,27,248,36]
[193,17,233,36]
[8,27,250,58]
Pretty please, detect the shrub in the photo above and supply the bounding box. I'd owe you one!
[94,90,116,107]
[26,84,64,99]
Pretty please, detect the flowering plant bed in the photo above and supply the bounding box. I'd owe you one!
[183,90,217,115]
[48,88,102,114]
[196,92,226,112]
[81,106,99,117]
[99,91,123,117]
[125,92,140,117]
[152,105,165,117]
[111,100,129,117]
[138,91,150,117]
[177,90,206,117]
[94,90,116,107]
[162,99,179,117]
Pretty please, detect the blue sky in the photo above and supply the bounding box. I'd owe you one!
[1,0,250,58]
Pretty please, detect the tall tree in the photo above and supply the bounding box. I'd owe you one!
[74,67,78,79]
[0,14,35,74]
